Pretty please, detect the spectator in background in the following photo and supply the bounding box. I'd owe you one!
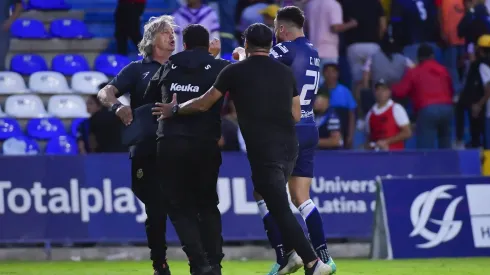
[304,0,357,68]
[173,0,220,53]
[1,0,22,71]
[219,99,240,151]
[458,0,490,61]
[341,0,387,86]
[315,63,356,148]
[115,0,146,56]
[360,34,412,115]
[437,0,466,94]
[391,0,440,63]
[317,97,343,150]
[455,35,490,149]
[239,0,270,33]
[365,79,411,151]
[392,44,454,149]
[77,93,125,154]
[259,4,280,28]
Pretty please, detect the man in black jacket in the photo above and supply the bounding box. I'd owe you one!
[145,24,229,275]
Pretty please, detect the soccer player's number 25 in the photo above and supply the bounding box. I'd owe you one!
[300,70,320,106]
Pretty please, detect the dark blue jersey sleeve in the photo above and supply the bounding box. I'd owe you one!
[269,42,295,66]
[108,62,138,97]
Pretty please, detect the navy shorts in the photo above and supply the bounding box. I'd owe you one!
[292,125,319,178]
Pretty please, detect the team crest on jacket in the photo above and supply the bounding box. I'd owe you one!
[136,168,143,179]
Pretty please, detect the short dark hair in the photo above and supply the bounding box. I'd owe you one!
[183,24,209,50]
[89,94,102,106]
[276,6,305,28]
[417,44,434,61]
[244,23,273,50]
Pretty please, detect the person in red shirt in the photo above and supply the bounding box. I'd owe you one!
[115,0,147,55]
[392,44,454,149]
[365,79,412,150]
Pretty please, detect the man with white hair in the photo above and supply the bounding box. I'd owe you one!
[97,15,176,275]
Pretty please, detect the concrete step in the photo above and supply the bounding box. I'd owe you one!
[10,38,109,53]
[19,10,84,23]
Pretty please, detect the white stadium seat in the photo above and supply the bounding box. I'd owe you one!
[71,71,109,94]
[48,95,89,118]
[5,94,48,118]
[28,71,71,94]
[0,71,29,94]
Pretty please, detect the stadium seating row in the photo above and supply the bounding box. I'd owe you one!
[2,135,77,155]
[0,94,89,118]
[11,18,91,39]
[0,71,108,94]
[0,117,83,140]
[9,54,132,76]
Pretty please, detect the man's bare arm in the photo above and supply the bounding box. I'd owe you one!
[178,87,224,115]
[97,85,123,108]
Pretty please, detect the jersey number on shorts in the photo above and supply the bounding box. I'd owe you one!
[416,1,427,21]
[300,70,320,106]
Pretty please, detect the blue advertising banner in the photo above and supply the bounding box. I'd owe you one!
[378,176,490,258]
[0,150,482,244]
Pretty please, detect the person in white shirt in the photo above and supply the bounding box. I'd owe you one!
[365,79,411,150]
[173,0,220,53]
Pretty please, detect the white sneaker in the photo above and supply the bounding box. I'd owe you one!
[278,251,303,275]
[306,261,333,275]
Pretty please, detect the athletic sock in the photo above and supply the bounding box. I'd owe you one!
[258,200,287,265]
[298,199,330,263]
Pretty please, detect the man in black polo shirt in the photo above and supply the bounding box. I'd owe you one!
[153,23,333,275]
[147,24,229,275]
[97,15,175,275]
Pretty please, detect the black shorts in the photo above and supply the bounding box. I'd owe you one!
[156,137,222,207]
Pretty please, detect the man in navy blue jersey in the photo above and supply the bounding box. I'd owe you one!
[249,6,337,275]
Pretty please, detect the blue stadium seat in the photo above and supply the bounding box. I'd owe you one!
[2,136,40,155]
[94,54,131,76]
[28,0,71,10]
[26,117,66,140]
[50,19,92,39]
[52,54,90,76]
[0,118,22,140]
[45,135,77,155]
[70,117,87,136]
[10,54,48,75]
[10,19,49,39]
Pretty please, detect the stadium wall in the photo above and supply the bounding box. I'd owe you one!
[0,150,482,260]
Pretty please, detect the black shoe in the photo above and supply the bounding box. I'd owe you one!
[153,262,171,275]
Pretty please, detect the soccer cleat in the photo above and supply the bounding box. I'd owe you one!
[326,257,337,274]
[153,262,171,275]
[267,263,280,275]
[304,260,333,275]
[278,251,303,275]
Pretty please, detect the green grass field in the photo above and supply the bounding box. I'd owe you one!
[1,258,489,275]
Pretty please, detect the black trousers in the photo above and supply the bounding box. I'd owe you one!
[249,145,318,264]
[131,155,168,268]
[114,2,145,55]
[455,98,487,148]
[157,137,224,270]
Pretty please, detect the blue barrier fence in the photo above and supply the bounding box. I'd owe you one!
[0,150,482,244]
